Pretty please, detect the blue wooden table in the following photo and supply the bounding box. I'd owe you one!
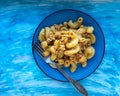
[0,0,120,96]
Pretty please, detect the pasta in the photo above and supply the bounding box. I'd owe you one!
[90,34,96,44]
[50,53,57,61]
[38,28,45,41]
[70,63,77,72]
[84,46,95,59]
[43,51,50,57]
[64,60,70,67]
[68,17,83,29]
[38,17,96,72]
[41,41,48,50]
[86,26,94,33]
[64,45,80,56]
[66,35,78,48]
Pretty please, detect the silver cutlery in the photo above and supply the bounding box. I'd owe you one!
[32,42,88,96]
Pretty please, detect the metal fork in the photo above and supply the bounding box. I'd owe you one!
[32,42,88,96]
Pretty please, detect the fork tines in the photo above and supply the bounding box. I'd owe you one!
[33,42,44,57]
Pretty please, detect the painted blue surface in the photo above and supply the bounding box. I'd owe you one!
[0,0,120,96]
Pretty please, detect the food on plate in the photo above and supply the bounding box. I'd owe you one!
[38,17,96,72]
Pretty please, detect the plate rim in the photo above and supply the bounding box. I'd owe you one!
[32,9,105,82]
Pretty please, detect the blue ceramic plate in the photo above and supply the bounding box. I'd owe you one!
[32,9,105,82]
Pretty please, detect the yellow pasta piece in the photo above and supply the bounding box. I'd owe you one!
[66,36,78,48]
[77,28,86,34]
[60,37,68,44]
[85,46,95,59]
[77,17,83,24]
[54,40,60,47]
[50,26,56,33]
[38,28,45,42]
[79,37,86,43]
[54,24,62,30]
[58,59,64,65]
[81,62,87,67]
[90,34,96,44]
[50,53,57,61]
[80,25,84,28]
[64,45,80,56]
[45,27,51,38]
[63,22,68,27]
[86,26,94,33]
[70,63,77,72]
[49,46,56,54]
[79,55,87,63]
[68,31,76,39]
[64,60,70,67]
[43,51,50,57]
[41,41,48,50]
[60,27,68,31]
[68,20,80,29]
[54,31,61,38]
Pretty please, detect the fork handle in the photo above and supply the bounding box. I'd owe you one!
[33,42,88,96]
[56,66,88,96]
